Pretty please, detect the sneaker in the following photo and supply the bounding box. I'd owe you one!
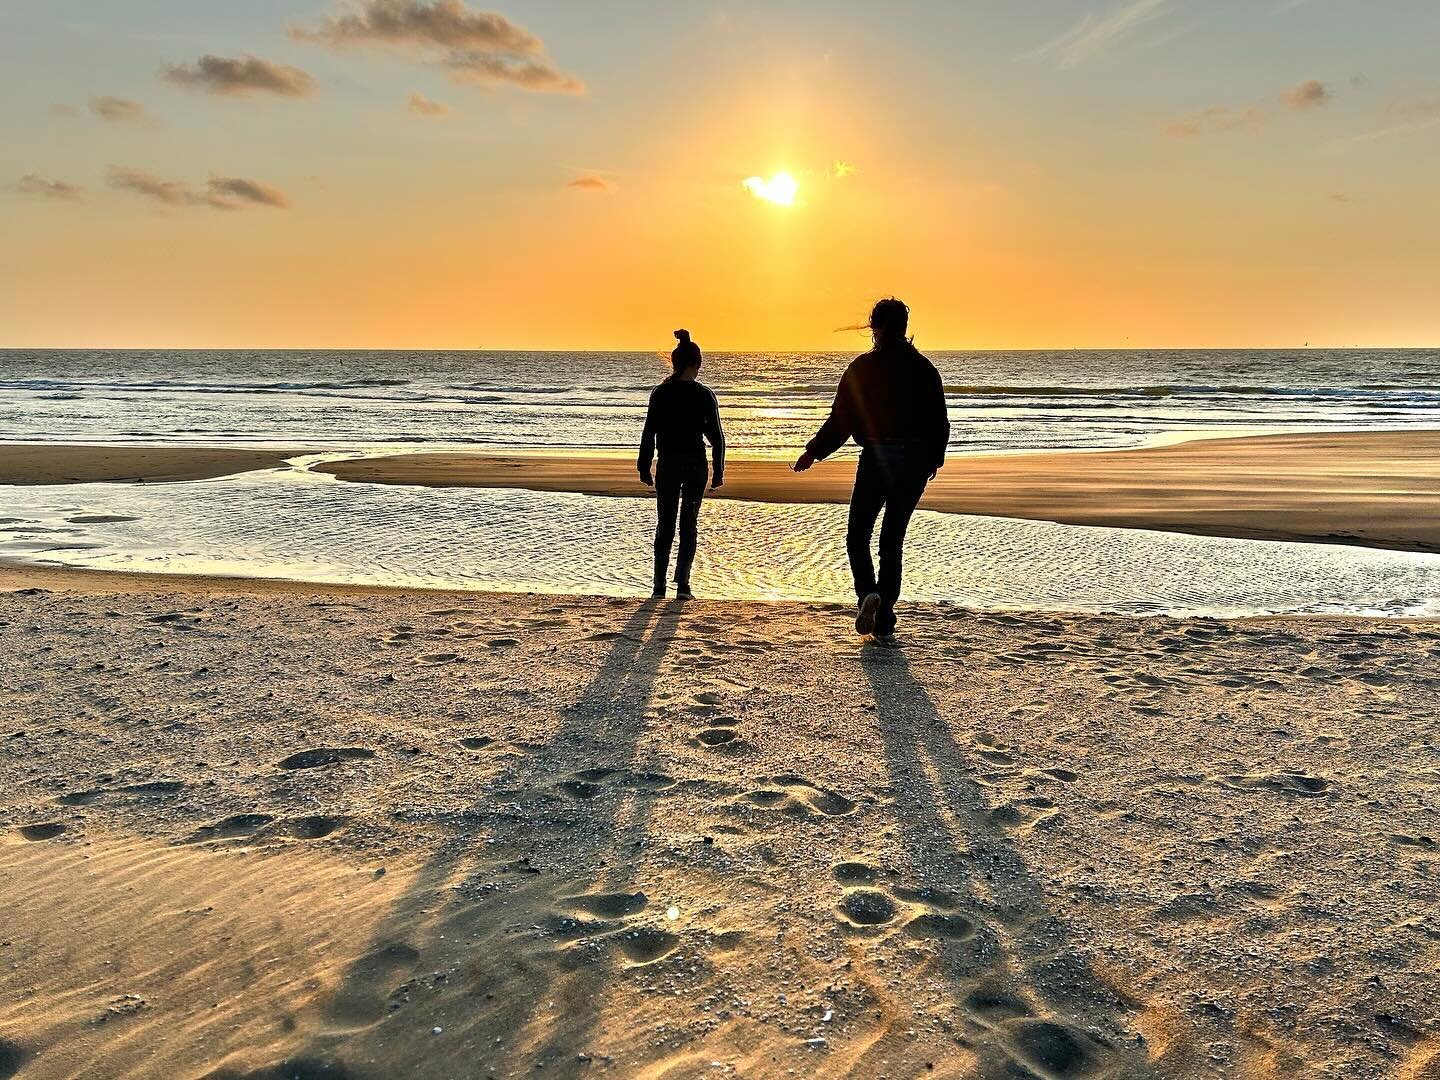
[872,632,899,648]
[651,584,666,599]
[855,592,882,636]
[676,584,695,601]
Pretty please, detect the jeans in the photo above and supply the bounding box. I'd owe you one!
[654,454,709,589]
[847,444,930,633]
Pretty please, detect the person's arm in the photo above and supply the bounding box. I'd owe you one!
[794,370,854,471]
[926,362,950,476]
[637,388,658,486]
[704,387,726,488]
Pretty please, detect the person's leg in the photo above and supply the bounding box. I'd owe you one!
[674,458,707,593]
[847,452,885,606]
[875,467,927,634]
[652,460,682,595]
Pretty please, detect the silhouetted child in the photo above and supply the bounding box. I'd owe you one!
[638,330,725,599]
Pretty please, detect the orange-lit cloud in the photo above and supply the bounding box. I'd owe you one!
[567,174,615,193]
[1281,79,1330,109]
[1164,104,1266,137]
[11,174,83,200]
[160,54,316,98]
[107,167,289,210]
[89,95,149,123]
[293,0,582,94]
[407,90,448,116]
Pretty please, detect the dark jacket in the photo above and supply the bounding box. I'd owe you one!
[638,377,726,480]
[805,342,950,472]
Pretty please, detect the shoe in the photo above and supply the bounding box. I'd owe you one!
[651,584,666,599]
[675,584,695,601]
[872,632,898,647]
[855,592,882,636]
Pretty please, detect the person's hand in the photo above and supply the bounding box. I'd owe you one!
[711,475,724,490]
[639,469,653,487]
[792,451,816,473]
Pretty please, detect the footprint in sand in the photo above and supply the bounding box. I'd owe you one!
[834,878,980,942]
[458,735,499,752]
[1002,1018,1111,1080]
[552,890,679,966]
[989,796,1061,832]
[318,941,420,1033]
[186,814,276,843]
[1217,771,1333,798]
[554,768,676,801]
[416,653,459,666]
[277,747,376,771]
[736,775,855,818]
[273,815,346,840]
[16,822,66,842]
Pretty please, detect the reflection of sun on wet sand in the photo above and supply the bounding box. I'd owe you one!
[2,565,1437,1078]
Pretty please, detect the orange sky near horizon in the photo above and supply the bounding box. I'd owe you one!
[3,1,1439,351]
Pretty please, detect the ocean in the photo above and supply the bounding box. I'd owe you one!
[4,347,1440,456]
[4,347,1440,617]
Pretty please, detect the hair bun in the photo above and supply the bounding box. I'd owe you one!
[674,329,691,344]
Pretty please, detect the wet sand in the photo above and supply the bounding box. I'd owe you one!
[2,565,1438,1078]
[0,443,299,485]
[317,430,1440,552]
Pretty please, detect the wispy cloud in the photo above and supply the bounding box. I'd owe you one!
[292,1,583,94]
[107,166,290,210]
[89,95,150,123]
[10,174,83,200]
[1164,104,1266,138]
[48,103,79,119]
[1018,0,1172,68]
[160,54,316,98]
[567,174,614,193]
[1281,79,1330,110]
[406,90,449,116]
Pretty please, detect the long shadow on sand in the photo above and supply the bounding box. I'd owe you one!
[238,599,685,1079]
[860,642,1166,1080]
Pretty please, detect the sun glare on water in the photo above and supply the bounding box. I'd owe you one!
[743,172,799,206]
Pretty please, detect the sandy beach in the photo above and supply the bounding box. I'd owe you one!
[0,444,300,486]
[316,431,1440,553]
[2,564,1437,1079]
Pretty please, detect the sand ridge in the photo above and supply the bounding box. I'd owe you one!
[0,444,301,486]
[2,573,1438,1077]
[316,430,1440,553]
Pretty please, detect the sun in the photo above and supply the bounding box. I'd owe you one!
[742,171,799,206]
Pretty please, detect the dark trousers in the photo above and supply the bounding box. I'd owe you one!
[847,445,929,633]
[654,454,708,588]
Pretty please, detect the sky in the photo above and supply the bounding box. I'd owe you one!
[2,0,1439,351]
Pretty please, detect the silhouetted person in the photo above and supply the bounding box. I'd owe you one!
[639,329,725,599]
[794,298,949,638]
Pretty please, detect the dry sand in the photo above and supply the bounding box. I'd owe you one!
[2,565,1438,1079]
[0,444,298,486]
[317,431,1440,553]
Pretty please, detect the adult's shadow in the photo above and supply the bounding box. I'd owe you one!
[859,641,1162,1080]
